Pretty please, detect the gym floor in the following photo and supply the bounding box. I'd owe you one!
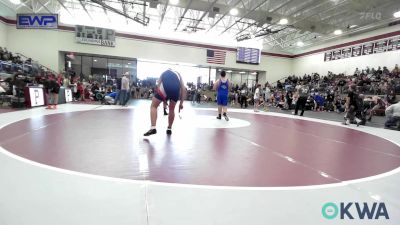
[0,100,399,225]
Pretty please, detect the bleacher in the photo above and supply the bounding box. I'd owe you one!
[0,47,57,108]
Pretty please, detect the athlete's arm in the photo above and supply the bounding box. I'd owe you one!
[177,73,186,109]
[213,79,219,91]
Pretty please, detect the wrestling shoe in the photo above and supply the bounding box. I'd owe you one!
[144,129,157,136]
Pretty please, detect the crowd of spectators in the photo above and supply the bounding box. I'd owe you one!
[0,47,398,129]
[0,47,39,75]
[249,64,400,129]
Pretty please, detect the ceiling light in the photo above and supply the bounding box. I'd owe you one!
[127,63,131,65]
[251,72,257,75]
[226,70,232,73]
[394,11,400,18]
[10,0,21,4]
[93,59,97,62]
[278,18,288,25]
[229,8,238,16]
[349,24,357,29]
[170,0,179,5]
[239,71,245,74]
[334,29,342,35]
[296,41,304,47]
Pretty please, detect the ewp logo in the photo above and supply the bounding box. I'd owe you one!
[17,14,58,29]
[322,202,389,220]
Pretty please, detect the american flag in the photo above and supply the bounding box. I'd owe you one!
[207,49,226,64]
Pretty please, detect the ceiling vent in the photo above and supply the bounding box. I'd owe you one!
[208,7,220,18]
[149,0,158,8]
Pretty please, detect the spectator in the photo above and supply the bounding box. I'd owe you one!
[384,101,400,129]
[367,96,386,121]
[253,84,261,112]
[354,68,361,75]
[293,83,308,116]
[343,85,362,126]
[392,64,399,76]
[313,92,325,111]
[104,91,117,105]
[114,77,121,105]
[285,90,293,110]
[120,72,130,106]
[326,90,335,111]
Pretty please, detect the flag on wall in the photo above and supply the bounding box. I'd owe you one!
[207,49,226,64]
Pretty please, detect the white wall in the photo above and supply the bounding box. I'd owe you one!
[258,71,267,85]
[0,21,7,47]
[295,25,400,54]
[292,50,400,76]
[229,73,243,85]
[292,25,400,76]
[3,23,292,82]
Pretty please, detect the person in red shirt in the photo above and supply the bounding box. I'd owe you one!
[77,82,84,101]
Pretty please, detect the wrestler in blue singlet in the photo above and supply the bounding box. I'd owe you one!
[154,69,181,102]
[217,79,229,106]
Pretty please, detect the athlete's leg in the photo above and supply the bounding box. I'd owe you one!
[150,97,162,127]
[167,100,177,131]
[144,97,162,136]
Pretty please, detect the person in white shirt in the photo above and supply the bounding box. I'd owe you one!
[384,101,400,129]
[120,72,130,106]
[253,84,261,112]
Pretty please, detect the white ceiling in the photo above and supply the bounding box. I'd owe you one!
[1,0,400,53]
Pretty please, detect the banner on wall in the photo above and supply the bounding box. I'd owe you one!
[387,36,400,51]
[75,25,116,47]
[324,35,400,62]
[17,14,58,29]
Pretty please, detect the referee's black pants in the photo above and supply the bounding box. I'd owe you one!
[295,96,307,116]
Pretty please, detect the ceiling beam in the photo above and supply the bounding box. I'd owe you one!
[190,0,219,29]
[90,0,148,25]
[206,0,242,32]
[220,0,270,35]
[56,0,73,16]
[79,0,93,20]
[0,0,18,12]
[234,0,298,37]
[174,0,194,31]
[121,0,129,24]
[15,0,34,12]
[258,0,341,40]
[280,32,313,47]
[36,0,53,13]
[278,0,396,48]
[268,0,296,13]
[289,0,350,29]
[300,16,400,50]
[159,0,169,29]
[287,0,320,16]
[319,10,348,22]
[97,0,111,22]
[262,0,350,46]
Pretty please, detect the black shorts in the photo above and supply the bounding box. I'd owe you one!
[50,85,60,94]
